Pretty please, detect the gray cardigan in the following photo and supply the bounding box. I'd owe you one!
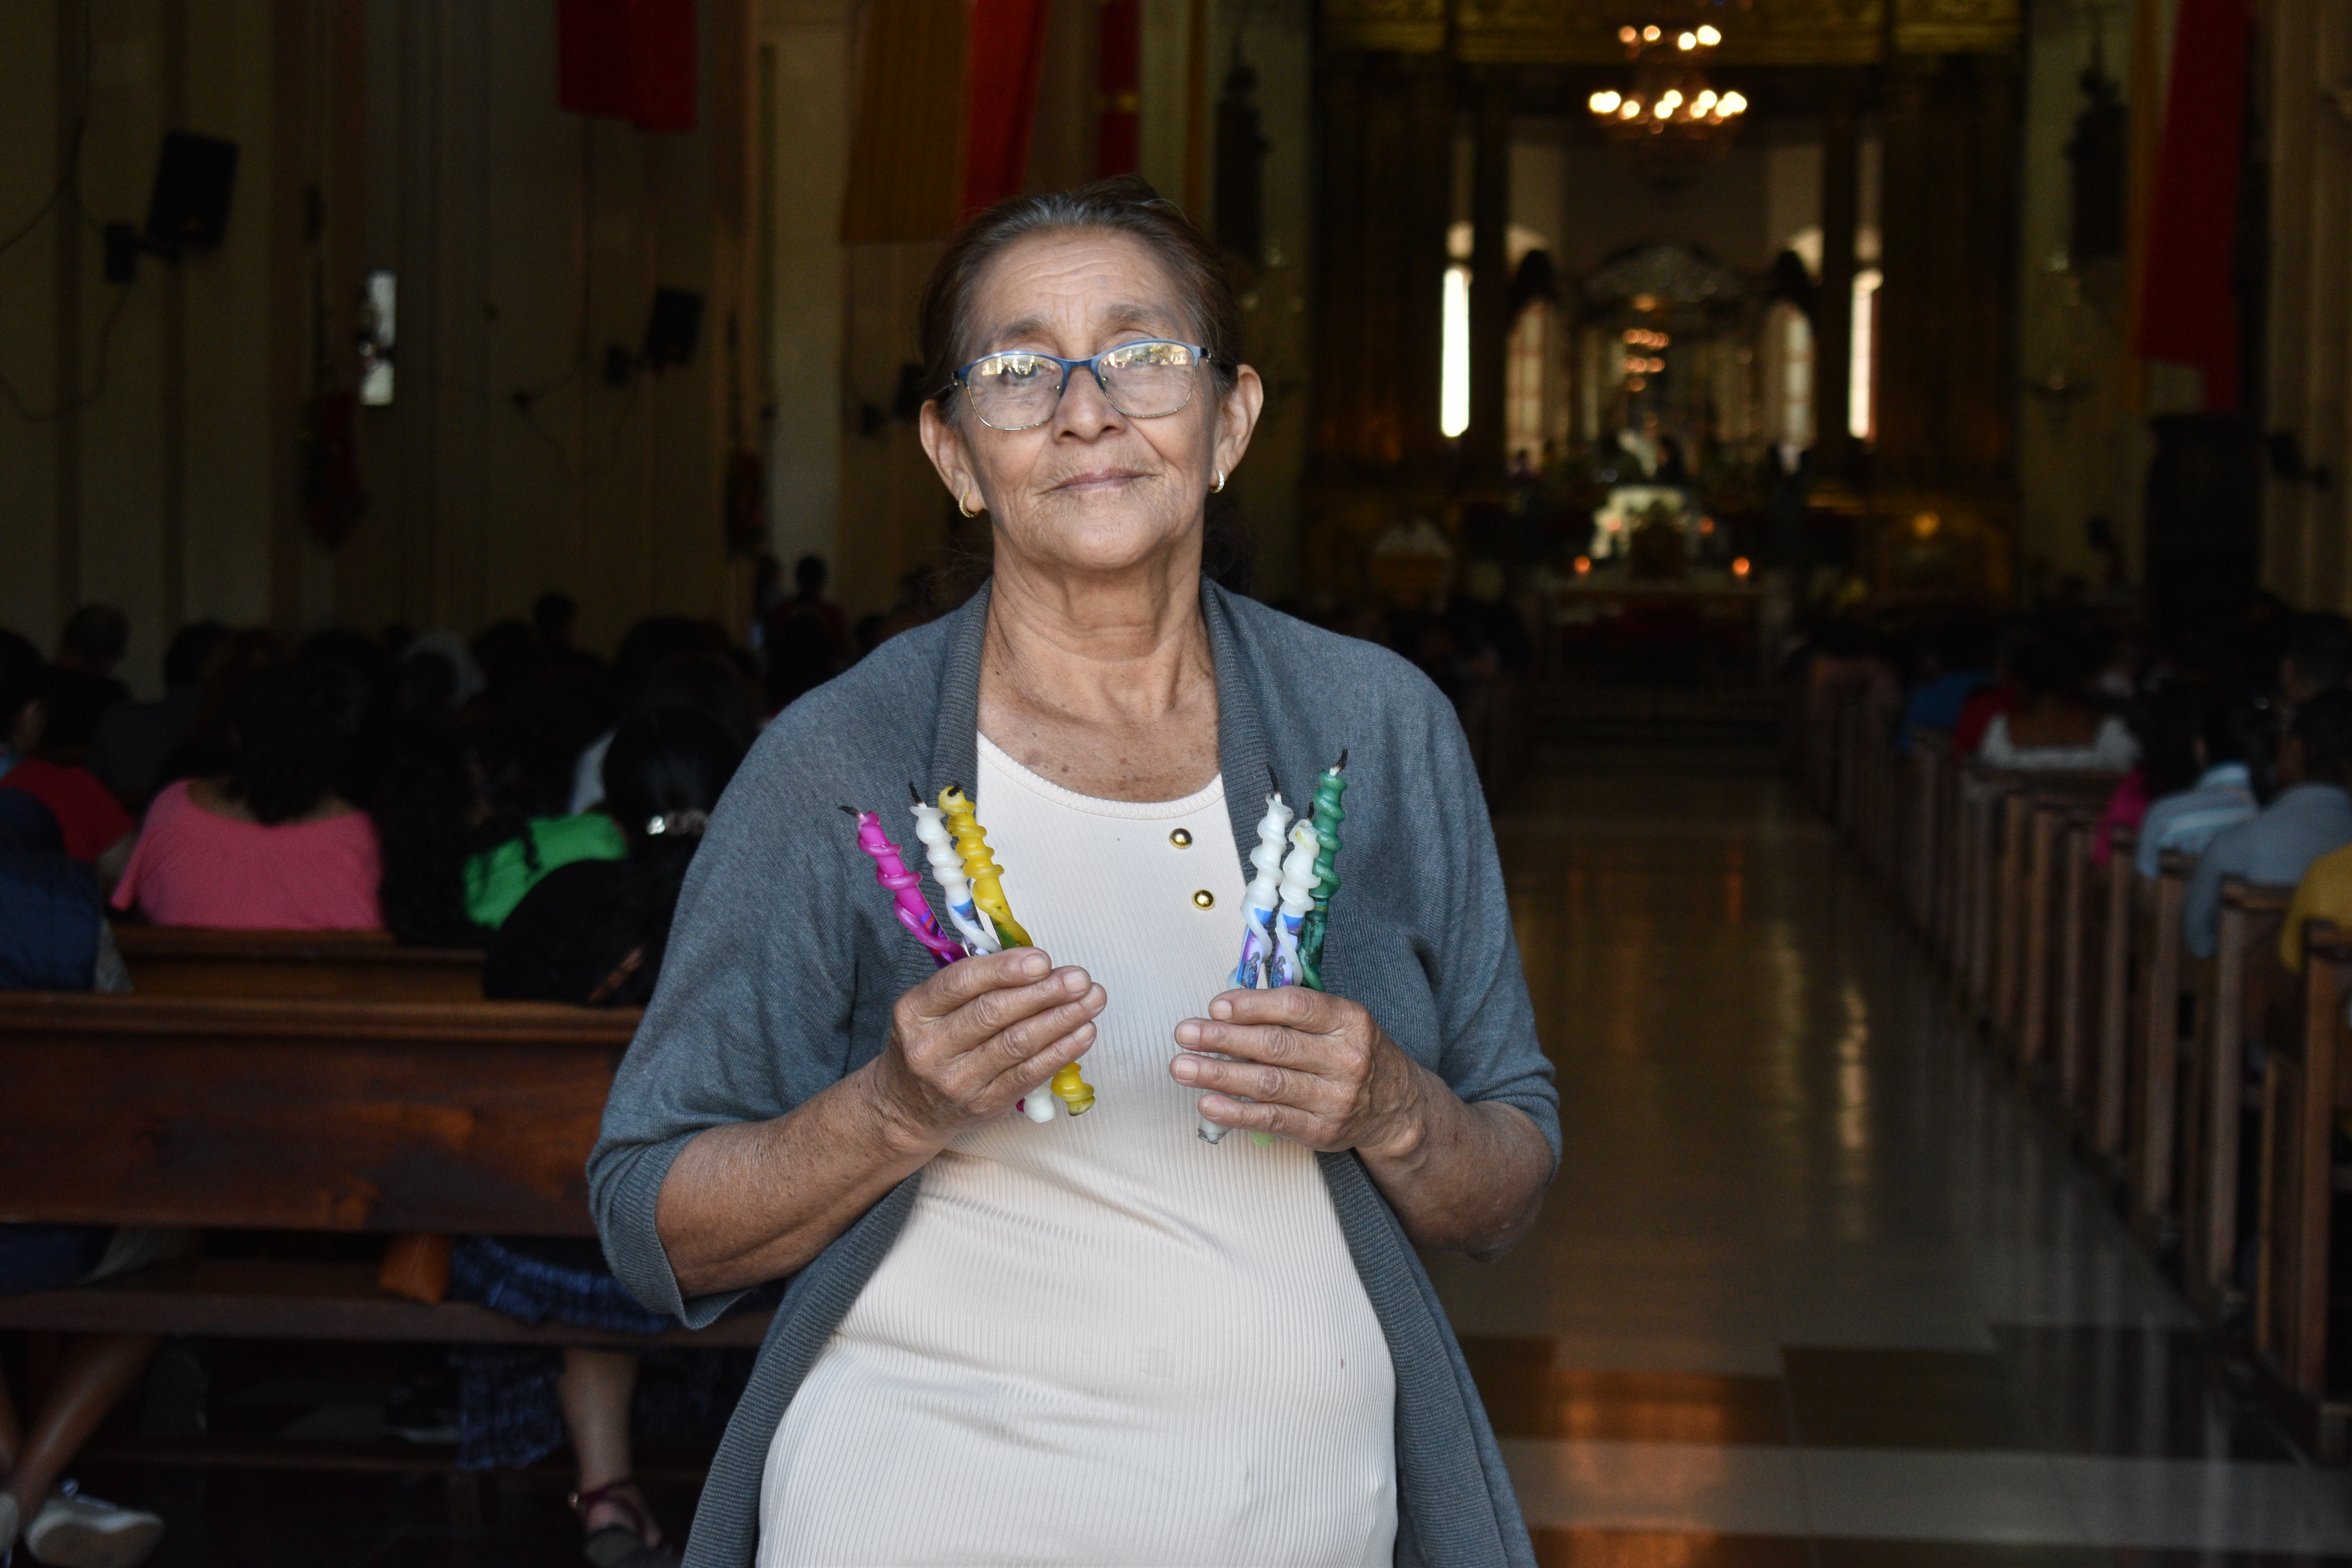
[589,580,1559,1568]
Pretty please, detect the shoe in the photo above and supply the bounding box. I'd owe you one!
[22,1483,163,1568]
[573,1480,678,1568]
[0,1489,18,1554]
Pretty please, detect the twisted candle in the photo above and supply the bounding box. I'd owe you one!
[937,785,1033,950]
[1297,751,1346,990]
[937,784,1092,1116]
[1230,790,1292,991]
[908,784,997,956]
[1205,786,1293,1144]
[1269,821,1321,989]
[845,808,963,967]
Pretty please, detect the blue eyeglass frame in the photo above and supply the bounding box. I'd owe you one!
[949,339,1214,430]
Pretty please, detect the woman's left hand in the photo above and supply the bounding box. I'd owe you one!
[1172,988,1427,1157]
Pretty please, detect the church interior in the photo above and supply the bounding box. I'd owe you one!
[7,0,2352,1563]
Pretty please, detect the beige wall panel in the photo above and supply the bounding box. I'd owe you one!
[836,240,947,618]
[762,6,852,578]
[76,0,171,692]
[0,4,65,654]
[178,0,274,632]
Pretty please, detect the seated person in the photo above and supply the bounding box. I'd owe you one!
[2134,683,2260,878]
[2186,689,2352,960]
[460,710,746,1568]
[84,620,229,810]
[111,650,383,929]
[0,781,171,1568]
[1894,621,1993,755]
[1976,633,2138,772]
[372,719,494,949]
[461,799,625,932]
[40,604,132,762]
[2279,610,2352,718]
[0,630,134,881]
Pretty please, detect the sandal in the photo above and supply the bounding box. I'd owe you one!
[572,1479,680,1568]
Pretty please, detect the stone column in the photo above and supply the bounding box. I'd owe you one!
[1873,55,1938,483]
[1466,67,1513,478]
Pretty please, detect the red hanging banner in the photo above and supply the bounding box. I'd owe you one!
[2132,0,2250,410]
[557,0,696,133]
[1098,0,1141,178]
[960,0,1053,217]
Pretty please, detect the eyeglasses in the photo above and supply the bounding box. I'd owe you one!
[951,339,1210,432]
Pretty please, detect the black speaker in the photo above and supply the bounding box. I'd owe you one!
[642,287,704,369]
[143,132,239,257]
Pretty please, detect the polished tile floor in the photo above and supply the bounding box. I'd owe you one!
[59,739,2352,1565]
[1439,743,2352,1566]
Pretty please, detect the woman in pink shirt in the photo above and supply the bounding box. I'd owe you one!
[113,652,383,930]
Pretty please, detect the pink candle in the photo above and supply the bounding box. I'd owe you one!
[848,808,965,967]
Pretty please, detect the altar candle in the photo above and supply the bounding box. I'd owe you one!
[937,785,1033,950]
[1297,752,1347,991]
[1269,821,1321,989]
[909,785,997,956]
[846,808,964,967]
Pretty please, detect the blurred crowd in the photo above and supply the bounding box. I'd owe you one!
[1802,595,2352,970]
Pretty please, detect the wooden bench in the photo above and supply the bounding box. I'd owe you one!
[2254,921,2352,1462]
[2132,851,2198,1232]
[2091,826,2138,1159]
[0,994,763,1347]
[111,925,485,1002]
[2185,879,2295,1314]
[2017,778,2123,1071]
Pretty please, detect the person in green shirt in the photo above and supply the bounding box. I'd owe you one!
[463,810,626,929]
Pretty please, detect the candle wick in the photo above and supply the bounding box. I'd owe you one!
[1266,764,1280,800]
[909,781,923,804]
[1334,748,1348,773]
[839,805,863,817]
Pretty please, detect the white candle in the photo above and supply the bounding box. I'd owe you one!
[910,797,998,955]
[1270,821,1321,988]
[1206,790,1294,1144]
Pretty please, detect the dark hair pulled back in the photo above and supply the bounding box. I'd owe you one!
[226,653,376,825]
[916,177,1254,598]
[918,176,1242,420]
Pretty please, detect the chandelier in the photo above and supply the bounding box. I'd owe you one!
[1587,16,1747,175]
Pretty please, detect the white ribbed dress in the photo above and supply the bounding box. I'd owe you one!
[755,736,1396,1568]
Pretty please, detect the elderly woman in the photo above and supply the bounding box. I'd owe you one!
[589,178,1558,1568]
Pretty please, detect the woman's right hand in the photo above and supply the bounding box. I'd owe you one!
[869,948,1104,1146]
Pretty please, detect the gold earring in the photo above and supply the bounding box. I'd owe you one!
[1210,470,1226,494]
[958,494,981,519]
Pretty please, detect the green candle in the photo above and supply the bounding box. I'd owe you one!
[1297,751,1347,991]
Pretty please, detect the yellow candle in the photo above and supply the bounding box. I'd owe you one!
[937,785,1033,949]
[937,785,1094,1116]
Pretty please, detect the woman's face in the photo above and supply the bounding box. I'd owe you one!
[919,230,1263,583]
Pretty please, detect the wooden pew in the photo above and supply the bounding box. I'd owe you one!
[2054,815,2100,1118]
[2132,851,2197,1232]
[1909,731,1951,939]
[2018,779,2124,1071]
[2254,920,2352,1463]
[2092,826,2138,1159]
[2185,880,2295,1314]
[111,924,485,1002]
[0,994,762,1351]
